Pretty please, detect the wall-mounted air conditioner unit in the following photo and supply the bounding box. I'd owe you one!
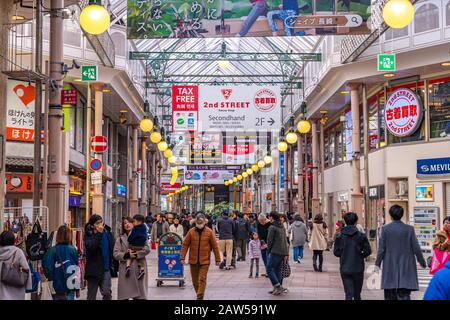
[395,181,408,197]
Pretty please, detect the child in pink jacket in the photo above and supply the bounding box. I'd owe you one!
[248,232,262,278]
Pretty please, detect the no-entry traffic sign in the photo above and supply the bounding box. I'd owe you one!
[91,136,108,153]
[90,158,103,171]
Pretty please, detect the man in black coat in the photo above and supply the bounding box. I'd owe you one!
[333,212,372,300]
[84,214,115,300]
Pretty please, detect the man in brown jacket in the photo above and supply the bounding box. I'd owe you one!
[181,213,221,300]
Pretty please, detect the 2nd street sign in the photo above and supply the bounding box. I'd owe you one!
[378,54,396,71]
[81,66,98,81]
[293,14,363,28]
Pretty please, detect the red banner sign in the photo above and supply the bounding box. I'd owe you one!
[222,144,255,155]
[385,88,422,137]
[172,85,198,132]
[61,89,77,105]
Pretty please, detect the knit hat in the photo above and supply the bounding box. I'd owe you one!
[222,209,229,217]
[88,214,103,226]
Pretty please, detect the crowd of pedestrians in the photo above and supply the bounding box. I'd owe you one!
[0,205,449,300]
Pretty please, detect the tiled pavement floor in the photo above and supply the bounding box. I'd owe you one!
[71,247,426,300]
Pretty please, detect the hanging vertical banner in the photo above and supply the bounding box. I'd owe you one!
[280,153,285,189]
[6,80,35,142]
[172,85,198,132]
[345,109,353,161]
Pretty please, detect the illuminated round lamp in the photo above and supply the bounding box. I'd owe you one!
[286,132,298,144]
[246,168,253,175]
[382,0,414,29]
[217,59,230,70]
[225,181,229,186]
[175,190,180,194]
[168,156,177,164]
[139,118,153,133]
[264,155,273,165]
[257,160,266,169]
[150,131,162,144]
[237,175,243,181]
[163,149,173,158]
[233,177,238,183]
[297,119,311,134]
[277,141,288,152]
[79,2,111,35]
[157,141,168,152]
[185,186,189,190]
[228,179,234,184]
[251,164,259,172]
[242,172,248,178]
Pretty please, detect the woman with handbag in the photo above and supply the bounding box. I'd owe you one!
[308,213,329,272]
[113,217,150,300]
[0,231,32,300]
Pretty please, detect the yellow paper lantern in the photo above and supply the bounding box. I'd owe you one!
[251,164,259,172]
[163,149,173,158]
[297,120,311,134]
[140,118,154,133]
[246,168,253,175]
[168,156,177,164]
[286,132,298,144]
[237,175,243,181]
[150,131,162,144]
[242,172,248,178]
[278,141,288,152]
[382,0,414,29]
[233,177,238,183]
[257,160,265,168]
[225,181,229,186]
[79,4,110,35]
[264,155,273,164]
[157,141,168,152]
[228,179,234,184]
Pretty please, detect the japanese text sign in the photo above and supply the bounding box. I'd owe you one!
[385,88,422,137]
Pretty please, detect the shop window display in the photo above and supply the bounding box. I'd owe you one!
[429,78,450,139]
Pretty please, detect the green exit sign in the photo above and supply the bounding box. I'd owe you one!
[378,54,396,71]
[81,65,98,81]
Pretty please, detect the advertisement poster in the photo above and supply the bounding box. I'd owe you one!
[221,131,269,164]
[415,185,434,201]
[189,132,223,164]
[222,144,256,164]
[158,245,183,277]
[127,0,371,39]
[6,80,36,142]
[198,85,281,131]
[385,88,422,138]
[184,165,240,184]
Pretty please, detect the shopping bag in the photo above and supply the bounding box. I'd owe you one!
[429,248,450,275]
[151,240,156,250]
[26,220,48,261]
[280,259,291,278]
[25,261,41,293]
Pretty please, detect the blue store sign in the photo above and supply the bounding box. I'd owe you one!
[280,153,285,189]
[116,184,126,197]
[417,157,450,177]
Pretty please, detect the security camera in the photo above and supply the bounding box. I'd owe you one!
[50,79,58,92]
[72,59,81,69]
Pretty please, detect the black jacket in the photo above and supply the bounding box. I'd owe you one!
[127,223,148,247]
[217,216,235,240]
[256,221,271,243]
[333,225,371,275]
[235,218,249,240]
[84,223,115,280]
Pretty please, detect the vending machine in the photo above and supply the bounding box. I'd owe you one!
[412,207,439,265]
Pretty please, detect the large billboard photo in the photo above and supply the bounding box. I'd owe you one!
[127,0,371,39]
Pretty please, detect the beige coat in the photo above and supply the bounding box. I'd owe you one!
[113,234,150,300]
[309,223,329,251]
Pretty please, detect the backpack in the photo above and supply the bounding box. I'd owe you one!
[25,220,48,261]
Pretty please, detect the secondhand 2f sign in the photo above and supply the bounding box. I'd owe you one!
[172,85,281,132]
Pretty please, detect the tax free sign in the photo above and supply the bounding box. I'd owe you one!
[172,85,281,132]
